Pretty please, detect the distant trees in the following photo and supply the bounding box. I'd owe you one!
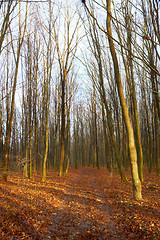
[0,0,159,200]
[141,0,160,175]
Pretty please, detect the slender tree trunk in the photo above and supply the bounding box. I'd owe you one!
[106,0,142,200]
[53,90,59,172]
[33,72,38,174]
[53,125,58,172]
[154,102,159,175]
[94,99,99,169]
[74,115,78,169]
[101,102,111,171]
[42,121,49,181]
[65,103,71,173]
[65,123,70,174]
[3,45,22,181]
[126,8,143,182]
[25,138,28,178]
[28,77,32,179]
[59,77,65,177]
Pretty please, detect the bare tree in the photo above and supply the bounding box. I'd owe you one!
[0,0,17,54]
[3,1,28,181]
[106,0,142,199]
[53,4,79,176]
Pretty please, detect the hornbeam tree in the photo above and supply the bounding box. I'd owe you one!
[53,4,79,176]
[3,1,28,181]
[106,0,142,200]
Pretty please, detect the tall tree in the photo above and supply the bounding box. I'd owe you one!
[42,0,52,181]
[113,0,144,181]
[106,0,142,200]
[83,7,128,181]
[3,1,28,181]
[54,4,79,176]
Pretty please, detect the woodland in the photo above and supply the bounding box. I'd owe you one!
[0,0,160,239]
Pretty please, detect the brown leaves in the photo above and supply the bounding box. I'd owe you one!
[0,167,160,239]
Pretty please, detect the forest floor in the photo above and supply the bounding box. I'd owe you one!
[0,166,160,240]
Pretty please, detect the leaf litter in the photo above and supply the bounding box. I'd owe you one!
[0,166,159,239]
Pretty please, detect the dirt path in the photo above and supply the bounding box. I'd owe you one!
[46,167,120,239]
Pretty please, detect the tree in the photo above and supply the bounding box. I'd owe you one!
[0,0,17,54]
[106,0,142,200]
[83,7,128,181]
[42,0,52,181]
[113,0,144,181]
[3,1,28,181]
[53,4,79,176]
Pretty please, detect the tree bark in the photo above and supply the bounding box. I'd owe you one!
[59,76,65,177]
[106,0,142,200]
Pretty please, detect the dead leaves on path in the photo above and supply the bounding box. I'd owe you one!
[0,167,160,239]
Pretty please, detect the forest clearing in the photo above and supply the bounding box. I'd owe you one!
[0,166,160,240]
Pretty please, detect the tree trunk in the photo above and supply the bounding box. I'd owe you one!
[59,78,65,177]
[3,45,22,181]
[101,102,111,171]
[42,122,49,181]
[106,0,142,200]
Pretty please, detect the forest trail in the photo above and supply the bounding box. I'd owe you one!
[0,166,160,239]
[46,167,120,239]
